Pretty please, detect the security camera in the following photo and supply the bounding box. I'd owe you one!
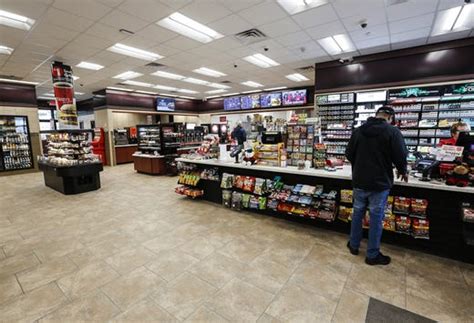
[360,21,368,29]
[233,64,238,68]
[264,47,269,51]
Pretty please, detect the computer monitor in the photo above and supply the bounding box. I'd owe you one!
[456,131,474,163]
[262,131,282,144]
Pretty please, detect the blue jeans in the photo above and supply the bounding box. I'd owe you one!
[349,188,390,259]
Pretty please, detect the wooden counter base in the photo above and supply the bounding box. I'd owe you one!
[133,154,166,175]
[115,145,137,164]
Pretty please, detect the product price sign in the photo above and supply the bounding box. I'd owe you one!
[388,86,442,99]
[430,145,464,161]
[51,61,78,129]
[444,82,474,96]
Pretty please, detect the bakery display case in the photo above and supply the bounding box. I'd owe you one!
[0,115,34,172]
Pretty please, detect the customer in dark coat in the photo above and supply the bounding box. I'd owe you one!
[231,123,247,146]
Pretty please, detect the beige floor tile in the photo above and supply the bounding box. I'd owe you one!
[151,272,218,321]
[185,306,229,322]
[111,297,177,322]
[105,245,156,275]
[0,252,40,277]
[0,282,67,322]
[0,247,6,261]
[462,264,474,290]
[265,283,337,322]
[57,260,120,300]
[0,275,23,306]
[39,290,120,322]
[179,236,221,260]
[188,252,246,288]
[145,249,199,282]
[219,237,269,264]
[332,288,369,323]
[346,263,406,308]
[304,244,355,275]
[257,313,282,323]
[206,278,274,322]
[240,256,294,294]
[102,266,164,310]
[66,248,102,268]
[142,233,189,254]
[17,256,77,292]
[33,240,85,263]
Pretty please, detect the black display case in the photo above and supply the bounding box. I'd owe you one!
[0,115,34,172]
[137,124,161,154]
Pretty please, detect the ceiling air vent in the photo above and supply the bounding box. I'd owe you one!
[234,28,267,45]
[296,65,315,72]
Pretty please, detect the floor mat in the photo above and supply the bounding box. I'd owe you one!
[366,298,435,323]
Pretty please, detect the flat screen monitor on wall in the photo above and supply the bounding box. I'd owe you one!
[251,94,261,108]
[282,89,307,106]
[224,97,241,110]
[240,96,253,109]
[260,92,282,107]
[156,97,175,111]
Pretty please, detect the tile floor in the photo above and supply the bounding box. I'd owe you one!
[0,164,473,322]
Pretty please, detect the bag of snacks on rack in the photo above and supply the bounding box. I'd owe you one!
[267,198,279,210]
[461,203,474,223]
[234,175,245,189]
[393,197,410,214]
[242,176,256,192]
[308,208,319,219]
[221,173,234,189]
[385,196,394,214]
[340,190,353,204]
[383,213,396,231]
[318,209,336,222]
[231,192,242,210]
[222,190,232,208]
[258,197,267,210]
[249,195,259,209]
[410,199,428,218]
[241,194,251,208]
[395,215,411,234]
[412,218,430,239]
[253,178,266,195]
[338,206,353,222]
[277,202,293,213]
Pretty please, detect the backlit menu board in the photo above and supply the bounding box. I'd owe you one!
[316,93,354,105]
[224,97,241,110]
[261,92,282,107]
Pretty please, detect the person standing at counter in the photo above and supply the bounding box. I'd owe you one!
[231,122,247,146]
[345,106,408,266]
[437,121,471,147]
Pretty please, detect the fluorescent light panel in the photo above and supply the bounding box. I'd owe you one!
[242,90,260,94]
[241,81,263,88]
[317,34,355,55]
[108,43,162,61]
[113,71,143,80]
[193,67,226,77]
[122,80,154,88]
[0,78,38,85]
[205,89,227,94]
[135,90,158,95]
[207,82,231,89]
[264,86,288,91]
[107,86,134,92]
[73,76,79,80]
[222,92,240,96]
[243,53,279,68]
[75,92,84,95]
[178,95,196,99]
[151,70,185,80]
[286,73,309,82]
[177,88,198,94]
[0,45,13,55]
[76,61,104,70]
[432,4,474,35]
[154,84,178,91]
[183,77,209,85]
[157,12,223,43]
[277,0,329,15]
[0,9,35,30]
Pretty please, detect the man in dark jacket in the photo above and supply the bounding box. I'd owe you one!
[345,106,408,265]
[231,122,247,146]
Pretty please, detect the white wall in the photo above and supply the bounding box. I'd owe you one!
[78,112,94,129]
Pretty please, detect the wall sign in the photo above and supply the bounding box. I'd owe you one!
[51,61,78,128]
[444,82,474,95]
[388,86,443,99]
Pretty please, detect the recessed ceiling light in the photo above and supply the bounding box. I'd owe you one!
[178,95,196,99]
[193,67,226,77]
[76,61,104,70]
[222,92,240,96]
[113,71,143,80]
[157,12,223,43]
[0,9,35,30]
[317,34,355,55]
[177,88,199,94]
[242,90,260,94]
[154,84,178,91]
[243,53,280,68]
[107,86,134,92]
[73,76,80,81]
[285,73,310,82]
[121,80,154,87]
[108,43,163,61]
[207,82,231,89]
[432,4,474,36]
[0,45,13,55]
[183,77,209,85]
[205,89,227,94]
[264,86,288,91]
[277,0,328,15]
[151,70,185,80]
[241,81,263,88]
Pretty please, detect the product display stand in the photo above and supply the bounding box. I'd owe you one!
[39,162,103,194]
[132,153,166,175]
[0,115,34,172]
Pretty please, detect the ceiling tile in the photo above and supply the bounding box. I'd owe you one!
[135,24,178,43]
[0,0,51,19]
[118,0,173,22]
[389,13,434,34]
[205,37,243,51]
[238,2,287,26]
[306,20,347,41]
[259,18,301,38]
[355,36,390,49]
[292,4,339,29]
[428,29,473,44]
[331,0,386,18]
[100,9,149,32]
[359,44,391,55]
[275,31,312,47]
[438,0,466,10]
[40,8,95,32]
[84,23,128,43]
[391,38,428,50]
[341,9,388,32]
[162,36,202,51]
[180,1,233,24]
[386,0,438,21]
[52,0,112,20]
[97,0,125,7]
[157,0,192,10]
[218,0,264,13]
[29,23,80,42]
[287,40,326,60]
[350,24,389,42]
[207,14,254,36]
[391,27,431,43]
[73,33,115,50]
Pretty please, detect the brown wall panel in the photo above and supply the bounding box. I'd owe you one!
[0,82,37,106]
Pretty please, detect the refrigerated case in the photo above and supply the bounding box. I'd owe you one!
[137,124,161,154]
[0,115,34,171]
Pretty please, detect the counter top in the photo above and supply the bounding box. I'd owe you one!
[133,153,164,159]
[176,158,474,194]
[115,144,138,148]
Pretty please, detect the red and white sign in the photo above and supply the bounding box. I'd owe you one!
[51,61,78,128]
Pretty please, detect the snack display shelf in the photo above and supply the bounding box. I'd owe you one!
[0,115,34,172]
[176,157,474,263]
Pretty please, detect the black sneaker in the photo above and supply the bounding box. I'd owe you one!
[347,241,359,255]
[365,252,391,266]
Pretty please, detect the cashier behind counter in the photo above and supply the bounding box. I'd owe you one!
[438,122,471,147]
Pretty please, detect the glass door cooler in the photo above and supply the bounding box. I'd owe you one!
[0,115,34,171]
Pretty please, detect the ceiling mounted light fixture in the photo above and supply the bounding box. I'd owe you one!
[264,86,288,91]
[157,12,223,43]
[154,84,178,91]
[242,90,260,94]
[317,34,355,55]
[75,91,85,95]
[0,45,13,55]
[241,81,263,88]
[135,90,158,95]
[177,88,199,94]
[0,9,35,30]
[207,82,231,89]
[76,61,104,70]
[243,53,280,68]
[431,4,474,35]
[151,70,185,80]
[73,76,80,81]
[121,80,154,88]
[221,92,240,96]
[107,86,134,92]
[108,43,163,61]
[285,73,310,82]
[178,95,196,99]
[183,77,210,85]
[277,0,329,15]
[193,67,226,77]
[205,89,227,94]
[113,71,143,80]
